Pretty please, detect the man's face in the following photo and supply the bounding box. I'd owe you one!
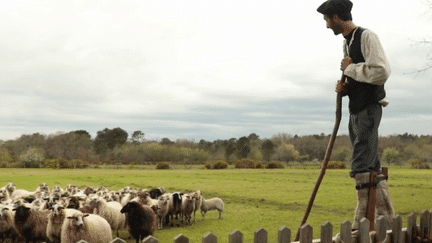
[324,15,342,35]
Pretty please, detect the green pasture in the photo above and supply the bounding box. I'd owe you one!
[1,166,431,242]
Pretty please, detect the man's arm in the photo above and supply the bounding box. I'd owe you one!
[343,30,391,85]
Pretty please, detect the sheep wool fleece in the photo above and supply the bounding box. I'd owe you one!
[352,173,395,230]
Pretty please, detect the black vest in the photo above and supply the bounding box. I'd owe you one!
[345,27,386,114]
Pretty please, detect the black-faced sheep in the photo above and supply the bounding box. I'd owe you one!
[172,192,183,220]
[61,211,112,243]
[201,197,224,219]
[89,195,125,237]
[13,205,50,243]
[121,201,157,243]
[149,187,165,199]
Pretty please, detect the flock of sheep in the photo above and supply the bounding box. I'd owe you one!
[0,182,225,243]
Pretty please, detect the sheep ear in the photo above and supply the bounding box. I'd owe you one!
[83,214,89,218]
[67,216,74,219]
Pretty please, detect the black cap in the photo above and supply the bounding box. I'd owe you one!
[317,0,353,18]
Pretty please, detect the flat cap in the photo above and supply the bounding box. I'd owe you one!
[317,0,353,16]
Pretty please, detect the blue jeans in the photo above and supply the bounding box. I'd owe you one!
[349,103,382,177]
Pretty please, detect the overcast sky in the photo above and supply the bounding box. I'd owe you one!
[1,0,431,142]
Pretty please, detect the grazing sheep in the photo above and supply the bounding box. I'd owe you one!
[13,205,50,243]
[121,201,157,243]
[46,205,78,243]
[0,206,22,243]
[201,197,224,219]
[181,194,195,224]
[89,195,125,237]
[61,211,112,243]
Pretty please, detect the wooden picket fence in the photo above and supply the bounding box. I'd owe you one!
[74,210,432,243]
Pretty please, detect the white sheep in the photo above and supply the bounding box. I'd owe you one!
[46,205,77,243]
[201,197,224,219]
[61,210,112,243]
[0,206,22,243]
[191,190,202,222]
[181,194,195,224]
[155,197,170,229]
[89,195,125,237]
[11,183,49,200]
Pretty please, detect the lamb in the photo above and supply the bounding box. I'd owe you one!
[61,210,112,243]
[13,204,50,243]
[201,197,224,219]
[89,195,125,237]
[0,206,22,243]
[121,201,157,243]
[181,194,195,224]
[46,205,77,243]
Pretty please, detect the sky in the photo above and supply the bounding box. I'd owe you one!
[1,0,431,142]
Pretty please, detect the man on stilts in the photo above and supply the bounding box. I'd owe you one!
[317,0,395,231]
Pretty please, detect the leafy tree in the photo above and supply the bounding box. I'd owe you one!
[19,147,45,168]
[236,136,251,159]
[382,147,400,165]
[247,133,260,141]
[332,146,351,162]
[160,137,174,145]
[94,128,128,154]
[131,130,145,144]
[261,139,276,162]
[224,143,235,161]
[274,143,299,162]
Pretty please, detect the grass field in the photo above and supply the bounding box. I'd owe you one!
[1,165,431,242]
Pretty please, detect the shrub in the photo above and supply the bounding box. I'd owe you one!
[57,158,73,169]
[325,161,346,169]
[410,158,430,169]
[332,146,351,162]
[382,147,400,165]
[156,162,171,170]
[205,160,228,169]
[266,161,285,169]
[235,159,262,169]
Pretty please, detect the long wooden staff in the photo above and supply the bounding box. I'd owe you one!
[294,73,347,241]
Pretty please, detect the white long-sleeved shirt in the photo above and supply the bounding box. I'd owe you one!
[343,28,391,106]
[343,29,391,86]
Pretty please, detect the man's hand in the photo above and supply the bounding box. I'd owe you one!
[340,57,353,71]
[335,79,348,95]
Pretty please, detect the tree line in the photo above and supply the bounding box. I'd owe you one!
[0,128,431,168]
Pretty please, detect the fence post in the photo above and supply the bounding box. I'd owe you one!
[299,224,312,243]
[321,221,333,243]
[110,238,126,243]
[278,226,291,243]
[76,241,88,243]
[203,232,217,243]
[376,215,388,243]
[420,210,430,239]
[359,218,370,243]
[174,234,189,243]
[406,213,417,243]
[229,229,243,243]
[391,215,402,243]
[254,227,268,243]
[142,235,159,243]
[340,220,352,243]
